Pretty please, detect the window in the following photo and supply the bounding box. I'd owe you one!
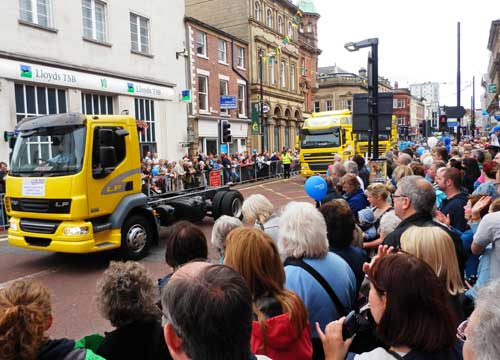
[198,75,209,112]
[278,16,283,33]
[237,46,245,68]
[81,93,114,115]
[135,98,156,146]
[326,100,333,111]
[288,22,293,38]
[290,64,296,91]
[340,99,352,111]
[254,1,261,21]
[307,22,312,32]
[314,101,320,113]
[130,13,150,54]
[269,60,276,85]
[280,61,287,89]
[92,127,126,174]
[82,0,107,42]
[14,83,67,163]
[20,0,52,27]
[219,79,229,115]
[301,58,306,76]
[394,99,405,109]
[266,9,273,28]
[218,39,227,63]
[196,31,207,56]
[274,126,279,151]
[238,84,246,116]
[285,127,290,149]
[397,116,405,125]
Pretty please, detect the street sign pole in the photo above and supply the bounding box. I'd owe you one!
[457,22,462,143]
[259,49,265,155]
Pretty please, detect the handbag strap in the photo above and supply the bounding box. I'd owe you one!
[387,350,405,360]
[284,257,348,316]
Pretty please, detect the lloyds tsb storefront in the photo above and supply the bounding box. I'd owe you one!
[0,58,175,162]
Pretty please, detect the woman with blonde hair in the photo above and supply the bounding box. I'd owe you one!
[224,227,312,360]
[242,194,280,243]
[364,183,396,250]
[0,280,104,360]
[393,165,414,184]
[401,226,465,321]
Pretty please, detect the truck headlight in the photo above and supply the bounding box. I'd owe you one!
[64,226,89,236]
[9,219,17,231]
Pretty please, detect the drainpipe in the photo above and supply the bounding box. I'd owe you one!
[231,39,250,119]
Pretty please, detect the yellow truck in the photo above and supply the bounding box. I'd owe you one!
[299,110,355,177]
[4,113,243,259]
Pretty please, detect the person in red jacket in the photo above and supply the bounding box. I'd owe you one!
[224,227,312,360]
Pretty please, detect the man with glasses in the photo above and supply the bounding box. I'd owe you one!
[383,176,465,273]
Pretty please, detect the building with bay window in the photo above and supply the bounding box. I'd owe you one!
[0,0,188,162]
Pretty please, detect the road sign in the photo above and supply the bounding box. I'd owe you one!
[444,106,466,119]
[181,90,192,102]
[262,104,270,113]
[447,121,459,127]
[209,170,222,187]
[489,84,497,94]
[220,96,237,109]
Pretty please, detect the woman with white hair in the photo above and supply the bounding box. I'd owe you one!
[242,194,280,243]
[279,201,356,360]
[211,215,243,261]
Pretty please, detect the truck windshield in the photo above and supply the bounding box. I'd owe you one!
[301,127,340,149]
[10,126,86,177]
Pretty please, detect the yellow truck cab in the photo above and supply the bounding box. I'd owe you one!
[5,113,242,259]
[299,110,354,177]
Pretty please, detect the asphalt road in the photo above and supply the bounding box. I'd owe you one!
[0,175,312,339]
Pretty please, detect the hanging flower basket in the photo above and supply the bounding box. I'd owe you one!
[136,120,149,134]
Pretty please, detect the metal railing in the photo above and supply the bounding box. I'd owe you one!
[0,193,8,231]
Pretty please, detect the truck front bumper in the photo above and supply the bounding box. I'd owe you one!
[7,218,121,254]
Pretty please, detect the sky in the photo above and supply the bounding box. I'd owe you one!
[314,0,498,109]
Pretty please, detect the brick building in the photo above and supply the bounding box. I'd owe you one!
[185,0,321,153]
[185,17,249,156]
[393,85,412,140]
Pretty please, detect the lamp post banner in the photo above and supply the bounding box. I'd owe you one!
[251,103,260,135]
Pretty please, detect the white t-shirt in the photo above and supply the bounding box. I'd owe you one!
[491,133,500,147]
[354,347,408,359]
[473,211,500,280]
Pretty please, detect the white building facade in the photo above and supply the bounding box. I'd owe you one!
[409,82,440,127]
[0,0,188,163]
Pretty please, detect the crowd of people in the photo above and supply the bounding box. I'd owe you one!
[140,149,300,194]
[3,136,500,360]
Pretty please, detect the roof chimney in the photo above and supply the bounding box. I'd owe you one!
[394,81,399,89]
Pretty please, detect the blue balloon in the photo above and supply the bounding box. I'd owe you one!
[416,146,425,157]
[151,167,159,176]
[305,176,328,202]
[445,144,451,153]
[443,136,451,146]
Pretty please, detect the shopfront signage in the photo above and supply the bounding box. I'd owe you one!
[488,84,497,94]
[0,58,174,100]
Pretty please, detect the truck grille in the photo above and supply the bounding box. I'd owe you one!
[20,219,61,234]
[308,163,330,172]
[358,145,386,157]
[10,198,71,214]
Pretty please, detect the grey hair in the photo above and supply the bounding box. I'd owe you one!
[211,215,243,256]
[278,202,328,259]
[397,175,436,214]
[379,211,401,237]
[332,163,347,178]
[385,150,394,160]
[96,261,160,328]
[470,279,500,360]
[344,160,359,175]
[242,194,274,224]
[398,153,412,165]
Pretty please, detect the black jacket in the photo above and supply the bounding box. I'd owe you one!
[96,320,172,360]
[440,192,468,232]
[38,339,88,360]
[383,212,465,276]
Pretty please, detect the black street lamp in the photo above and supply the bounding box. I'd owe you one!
[344,38,380,159]
[258,48,265,154]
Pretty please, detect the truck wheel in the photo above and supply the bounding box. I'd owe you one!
[220,190,243,219]
[212,190,226,219]
[120,215,152,260]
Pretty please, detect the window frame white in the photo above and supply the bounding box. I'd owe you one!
[280,61,287,89]
[238,83,246,117]
[270,60,276,85]
[277,15,283,34]
[219,79,229,115]
[197,75,209,113]
[82,0,108,43]
[326,100,333,111]
[196,31,207,57]
[290,63,296,91]
[237,46,245,68]
[287,21,293,38]
[301,58,306,76]
[20,0,53,28]
[266,8,273,28]
[218,39,227,64]
[254,1,261,21]
[130,12,150,54]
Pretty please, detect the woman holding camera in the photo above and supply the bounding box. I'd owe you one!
[317,251,462,360]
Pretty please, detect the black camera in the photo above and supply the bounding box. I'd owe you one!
[342,304,373,340]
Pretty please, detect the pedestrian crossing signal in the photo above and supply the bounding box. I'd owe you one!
[221,120,232,143]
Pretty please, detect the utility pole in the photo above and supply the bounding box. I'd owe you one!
[457,22,461,143]
[258,49,265,154]
[471,75,476,137]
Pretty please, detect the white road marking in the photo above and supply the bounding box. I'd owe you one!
[0,268,59,289]
[0,236,8,242]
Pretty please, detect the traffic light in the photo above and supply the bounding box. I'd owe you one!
[220,120,232,143]
[439,114,447,131]
[418,121,426,137]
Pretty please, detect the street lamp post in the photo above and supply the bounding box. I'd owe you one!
[345,38,380,159]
